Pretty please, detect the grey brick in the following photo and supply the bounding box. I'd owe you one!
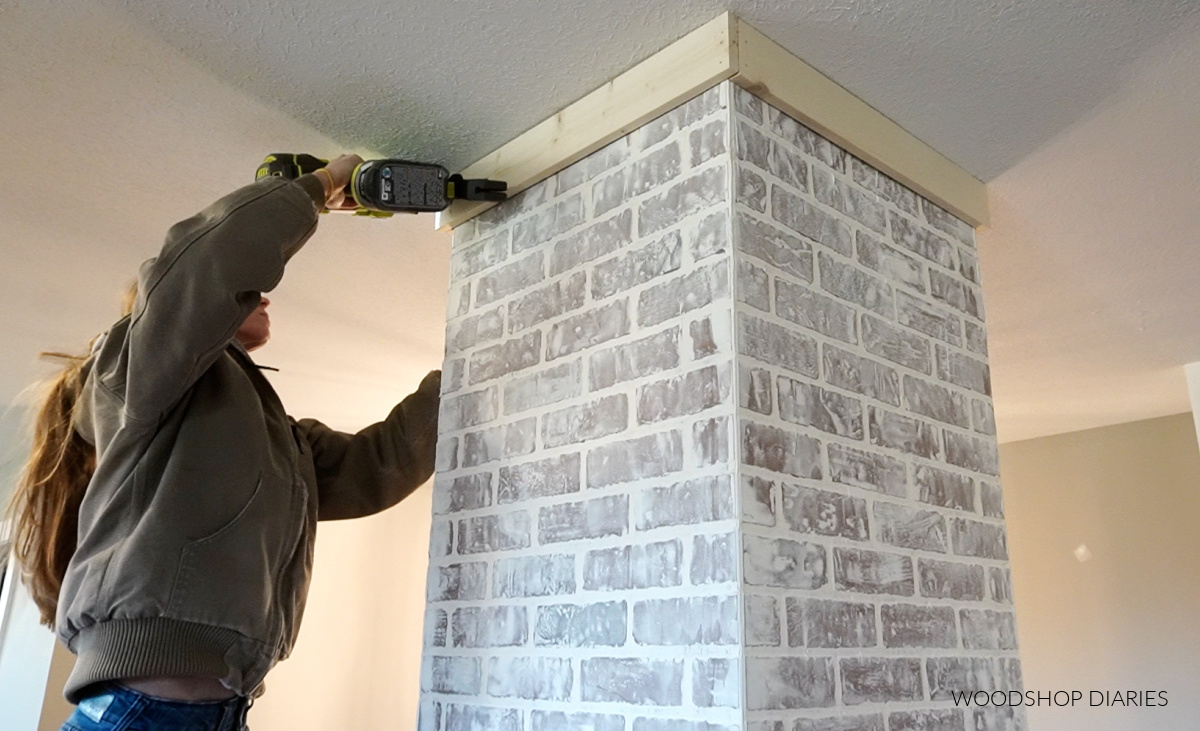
[890,212,955,268]
[639,475,734,529]
[551,209,634,275]
[446,306,504,355]
[775,279,857,344]
[916,465,976,511]
[693,658,739,708]
[532,711,625,731]
[905,375,970,428]
[469,331,541,384]
[882,604,957,648]
[937,345,991,396]
[771,185,853,256]
[633,595,738,645]
[592,170,627,217]
[504,361,582,414]
[824,346,900,406]
[477,252,545,306]
[424,608,447,647]
[888,709,965,731]
[445,358,466,394]
[451,606,528,647]
[638,260,730,327]
[542,394,628,448]
[558,138,631,192]
[828,443,907,497]
[494,554,576,598]
[798,598,877,648]
[741,421,822,480]
[745,656,836,710]
[862,314,931,373]
[875,501,947,552]
[436,436,458,472]
[581,658,684,706]
[451,230,509,280]
[630,141,683,196]
[768,107,847,172]
[594,231,684,299]
[430,519,453,558]
[509,272,587,333]
[919,559,985,600]
[539,495,629,543]
[778,376,864,438]
[921,198,975,246]
[989,567,1014,603]
[639,165,727,237]
[745,594,781,646]
[961,609,1018,650]
[488,657,573,700]
[929,270,982,319]
[692,416,730,467]
[691,118,728,166]
[637,365,727,424]
[423,656,481,695]
[738,258,771,311]
[513,195,585,253]
[587,431,684,488]
[857,230,925,293]
[462,418,537,468]
[739,364,773,415]
[851,158,920,217]
[740,314,820,377]
[951,518,1008,560]
[927,657,1009,700]
[981,482,1004,518]
[819,252,893,317]
[737,121,808,192]
[636,86,724,150]
[812,167,886,232]
[897,290,962,347]
[691,532,736,585]
[782,483,869,541]
[736,212,814,282]
[535,601,627,647]
[690,317,719,359]
[498,453,581,503]
[834,547,914,596]
[584,540,682,591]
[973,400,997,436]
[445,704,521,731]
[971,707,1027,731]
[743,534,827,589]
[944,430,1000,475]
[547,300,630,361]
[440,387,498,432]
[427,562,487,602]
[964,320,988,355]
[433,473,492,514]
[841,657,923,705]
[870,407,942,459]
[589,327,680,391]
[793,716,885,731]
[458,511,532,554]
[693,210,729,261]
[741,475,776,526]
[733,84,764,122]
[737,165,768,212]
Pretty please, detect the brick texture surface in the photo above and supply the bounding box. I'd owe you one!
[423,81,1018,730]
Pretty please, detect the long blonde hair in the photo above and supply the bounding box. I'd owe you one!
[4,282,137,627]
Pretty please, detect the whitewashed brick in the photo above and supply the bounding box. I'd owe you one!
[951,518,1008,560]
[632,595,738,645]
[856,230,925,293]
[944,430,1000,475]
[509,272,587,333]
[463,418,537,468]
[794,716,884,731]
[904,375,970,428]
[937,345,991,395]
[737,165,768,213]
[452,606,528,647]
[547,300,630,360]
[637,260,730,327]
[989,567,1014,604]
[890,211,955,268]
[771,185,853,256]
[961,609,1018,650]
[440,387,499,433]
[424,656,482,695]
[446,704,521,731]
[477,252,545,306]
[587,431,684,489]
[850,158,920,217]
[693,658,739,708]
[736,121,809,192]
[736,213,814,282]
[691,532,736,585]
[498,453,581,504]
[862,314,931,373]
[539,495,629,543]
[827,443,907,497]
[550,209,634,275]
[745,657,835,710]
[558,138,631,193]
[929,269,983,319]
[869,407,942,460]
[834,547,914,596]
[434,473,492,515]
[745,594,781,646]
[797,598,877,649]
[513,195,585,253]
[916,465,976,512]
[637,365,727,424]
[488,657,573,700]
[630,141,683,196]
[775,278,858,344]
[738,258,770,311]
[824,346,900,406]
[451,230,510,280]
[777,375,864,438]
[494,554,576,598]
[981,481,1004,518]
[741,421,822,480]
[740,314,820,377]
[504,361,582,414]
[532,711,625,731]
[691,118,728,166]
[782,483,869,541]
[535,601,627,647]
[739,364,773,415]
[767,107,847,172]
[743,534,827,589]
[741,475,776,526]
[973,399,997,436]
[589,327,680,391]
[693,210,729,261]
[881,604,957,648]
[427,562,488,602]
[841,657,923,704]
[581,658,684,706]
[897,290,962,347]
[458,512,532,554]
[919,558,986,601]
[691,416,730,467]
[638,475,734,529]
[424,608,447,647]
[638,165,727,237]
[812,167,886,233]
[585,540,683,591]
[921,198,975,246]
[542,394,628,448]
[964,320,988,355]
[874,501,948,553]
[446,307,504,355]
[594,231,683,299]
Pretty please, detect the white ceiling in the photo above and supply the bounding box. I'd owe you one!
[2,0,1200,470]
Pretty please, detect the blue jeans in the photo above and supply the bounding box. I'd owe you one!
[61,684,251,731]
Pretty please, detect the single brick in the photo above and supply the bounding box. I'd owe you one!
[851,158,920,216]
[964,321,988,355]
[427,562,488,602]
[812,167,886,233]
[691,532,736,585]
[494,554,576,598]
[882,604,957,648]
[637,365,727,424]
[897,290,962,347]
[429,519,453,558]
[445,306,504,355]
[512,195,585,253]
[629,141,683,196]
[741,474,776,526]
[451,230,510,280]
[476,252,545,306]
[738,258,771,311]
[745,594,781,646]
[451,606,528,647]
[944,430,1000,476]
[589,430,684,489]
[542,394,629,448]
[733,84,764,122]
[633,595,738,645]
[487,657,573,701]
[584,540,683,591]
[870,407,942,460]
[639,166,727,237]
[828,443,907,497]
[503,361,582,414]
[738,164,768,212]
[458,511,532,554]
[919,559,985,601]
[550,209,634,275]
[951,518,1009,560]
[771,185,853,256]
[637,260,730,328]
[693,210,729,261]
[929,269,983,319]
[424,608,447,648]
[741,421,823,480]
[509,272,587,333]
[691,118,728,166]
[775,279,858,345]
[423,656,481,695]
[498,453,582,503]
[539,495,629,543]
[743,534,827,589]
[740,313,820,377]
[535,601,627,647]
[745,656,836,710]
[973,400,997,436]
[841,657,923,705]
[581,658,684,706]
[445,704,521,731]
[589,327,680,391]
[593,231,684,299]
[736,212,814,282]
[856,230,925,293]
[874,501,948,553]
[546,300,630,361]
[739,364,773,415]
[433,472,492,515]
[824,346,900,406]
[444,358,465,394]
[798,598,877,649]
[834,547,914,596]
[927,657,1007,700]
[692,416,730,467]
[961,609,1018,650]
[638,475,734,529]
[462,417,537,468]
[989,567,1014,604]
[768,107,847,172]
[937,345,992,396]
[782,483,869,541]
[778,375,864,438]
[889,211,955,268]
[439,387,499,433]
[862,314,931,373]
[693,657,739,708]
[531,711,625,731]
[916,465,976,512]
[592,170,627,217]
[888,709,965,731]
[689,317,719,359]
[436,436,459,472]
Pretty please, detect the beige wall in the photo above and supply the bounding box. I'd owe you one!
[1000,412,1200,730]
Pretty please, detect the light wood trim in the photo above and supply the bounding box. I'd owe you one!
[436,13,739,230]
[732,21,988,227]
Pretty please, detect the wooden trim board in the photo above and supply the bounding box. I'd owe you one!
[437,12,988,230]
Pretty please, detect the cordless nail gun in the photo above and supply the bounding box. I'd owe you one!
[255,153,507,217]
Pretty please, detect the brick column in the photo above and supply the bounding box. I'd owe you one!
[422,82,1024,731]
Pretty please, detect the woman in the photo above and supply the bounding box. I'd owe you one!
[6,154,441,730]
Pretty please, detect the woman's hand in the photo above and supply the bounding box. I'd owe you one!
[321,154,364,210]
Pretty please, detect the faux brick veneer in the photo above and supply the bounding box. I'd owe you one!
[422,82,1023,731]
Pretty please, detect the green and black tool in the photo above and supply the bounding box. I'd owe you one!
[255,153,507,216]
